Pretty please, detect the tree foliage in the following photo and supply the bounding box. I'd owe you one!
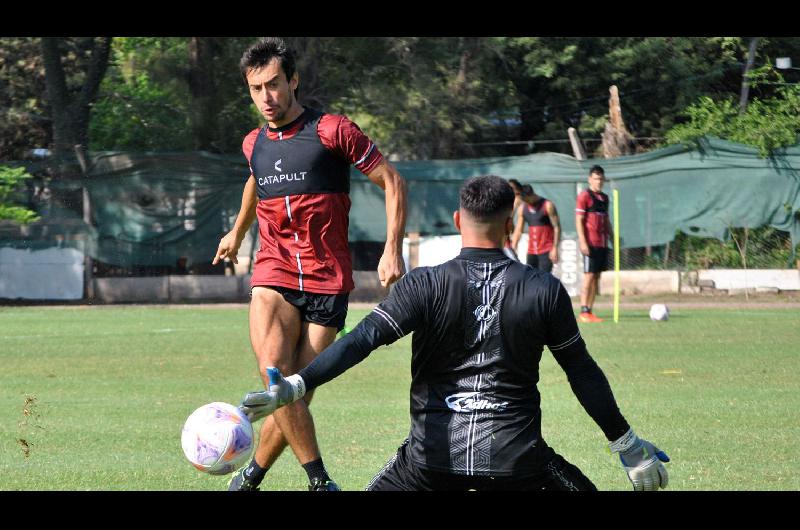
[89,37,258,153]
[0,38,50,160]
[493,37,749,156]
[664,65,800,156]
[0,165,39,224]
[6,36,800,162]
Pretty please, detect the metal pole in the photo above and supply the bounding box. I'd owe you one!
[613,188,620,323]
[74,144,94,301]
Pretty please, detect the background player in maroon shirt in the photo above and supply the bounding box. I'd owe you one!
[575,165,613,323]
[213,38,407,491]
[510,184,561,272]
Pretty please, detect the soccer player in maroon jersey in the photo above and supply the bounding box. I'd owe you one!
[213,37,407,491]
[510,184,561,272]
[575,165,613,323]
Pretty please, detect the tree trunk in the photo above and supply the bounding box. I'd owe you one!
[739,37,760,114]
[188,37,220,152]
[41,37,112,171]
[601,85,635,159]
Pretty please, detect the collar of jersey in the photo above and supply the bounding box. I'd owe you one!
[458,247,508,261]
[267,107,308,134]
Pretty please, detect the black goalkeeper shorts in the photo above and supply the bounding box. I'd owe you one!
[365,439,597,491]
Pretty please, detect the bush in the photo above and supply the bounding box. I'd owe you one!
[0,165,39,224]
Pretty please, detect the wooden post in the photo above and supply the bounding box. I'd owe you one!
[567,127,586,160]
[408,232,420,270]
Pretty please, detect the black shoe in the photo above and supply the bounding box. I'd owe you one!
[227,467,260,491]
[308,478,340,491]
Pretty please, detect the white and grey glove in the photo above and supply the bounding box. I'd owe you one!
[238,367,306,423]
[609,429,670,491]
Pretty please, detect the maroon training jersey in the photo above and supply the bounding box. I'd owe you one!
[575,189,609,248]
[522,198,554,255]
[242,107,384,294]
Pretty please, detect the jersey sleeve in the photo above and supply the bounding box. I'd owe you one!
[242,129,260,178]
[363,269,428,340]
[297,270,427,391]
[575,190,589,214]
[544,280,585,355]
[318,114,384,174]
[544,278,630,441]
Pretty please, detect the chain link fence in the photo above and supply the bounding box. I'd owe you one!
[617,226,799,271]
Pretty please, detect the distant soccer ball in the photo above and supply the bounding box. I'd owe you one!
[181,402,254,475]
[649,303,670,321]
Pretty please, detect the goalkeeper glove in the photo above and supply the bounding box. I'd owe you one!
[238,367,306,423]
[609,429,670,491]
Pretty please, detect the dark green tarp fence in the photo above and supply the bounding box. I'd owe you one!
[3,136,800,267]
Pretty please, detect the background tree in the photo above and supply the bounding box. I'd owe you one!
[40,37,112,167]
[492,37,748,156]
[319,37,511,159]
[0,38,50,161]
[6,36,800,163]
[664,66,800,155]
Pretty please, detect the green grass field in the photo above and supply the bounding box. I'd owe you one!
[1,304,798,491]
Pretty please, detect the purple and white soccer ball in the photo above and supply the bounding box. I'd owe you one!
[181,402,254,475]
[649,303,670,322]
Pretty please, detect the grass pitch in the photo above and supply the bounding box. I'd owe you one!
[1,303,798,491]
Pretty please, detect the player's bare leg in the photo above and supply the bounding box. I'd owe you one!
[291,321,339,490]
[580,272,599,322]
[251,321,338,489]
[229,287,305,490]
[230,287,339,490]
[252,390,316,470]
[580,272,595,307]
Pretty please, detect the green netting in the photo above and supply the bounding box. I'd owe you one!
[355,136,800,254]
[3,136,799,267]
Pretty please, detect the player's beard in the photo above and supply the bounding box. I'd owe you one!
[269,90,297,125]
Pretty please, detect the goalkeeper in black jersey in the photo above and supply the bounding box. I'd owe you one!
[239,175,670,491]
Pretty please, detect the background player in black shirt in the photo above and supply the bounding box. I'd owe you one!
[240,175,669,491]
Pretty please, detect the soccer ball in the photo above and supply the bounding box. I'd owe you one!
[649,303,670,321]
[181,402,254,475]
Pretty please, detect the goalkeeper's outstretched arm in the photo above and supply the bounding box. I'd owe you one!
[240,271,426,422]
[546,283,670,491]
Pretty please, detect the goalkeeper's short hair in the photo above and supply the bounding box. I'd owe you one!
[459,175,515,222]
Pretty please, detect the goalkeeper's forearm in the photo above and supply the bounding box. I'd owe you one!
[552,344,630,441]
[296,319,385,392]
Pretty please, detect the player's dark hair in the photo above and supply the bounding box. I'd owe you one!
[460,175,515,221]
[240,37,297,83]
[590,165,605,177]
[521,184,533,196]
[507,179,522,193]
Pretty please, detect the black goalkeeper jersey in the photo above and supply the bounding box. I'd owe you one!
[299,247,630,477]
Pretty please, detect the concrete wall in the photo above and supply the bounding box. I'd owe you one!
[697,269,800,291]
[0,247,84,300]
[93,275,249,303]
[92,271,389,303]
[598,270,681,295]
